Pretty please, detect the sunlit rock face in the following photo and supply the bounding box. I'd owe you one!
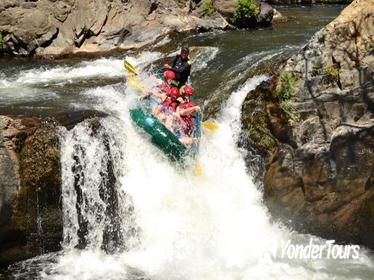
[241,0,374,249]
[0,0,231,58]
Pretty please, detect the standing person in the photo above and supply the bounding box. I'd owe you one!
[164,46,192,87]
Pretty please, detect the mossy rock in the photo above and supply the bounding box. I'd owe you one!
[241,78,279,155]
[14,122,62,254]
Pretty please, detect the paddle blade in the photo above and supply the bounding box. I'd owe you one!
[127,76,145,93]
[124,59,140,76]
[194,160,203,176]
[202,121,219,131]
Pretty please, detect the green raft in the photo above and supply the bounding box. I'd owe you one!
[130,101,201,162]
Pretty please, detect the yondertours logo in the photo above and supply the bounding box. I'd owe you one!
[261,238,360,262]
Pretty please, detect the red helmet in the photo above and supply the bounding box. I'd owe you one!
[183,85,194,96]
[164,70,176,80]
[170,87,180,99]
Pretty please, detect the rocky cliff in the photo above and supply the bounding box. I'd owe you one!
[241,0,374,249]
[0,0,274,58]
[0,0,227,57]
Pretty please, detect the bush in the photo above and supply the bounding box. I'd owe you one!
[276,71,298,122]
[198,0,214,17]
[0,32,3,47]
[233,0,260,28]
[323,64,339,85]
[276,71,296,102]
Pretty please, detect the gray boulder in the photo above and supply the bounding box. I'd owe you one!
[0,0,231,58]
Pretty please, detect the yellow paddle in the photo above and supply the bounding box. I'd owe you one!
[127,76,146,93]
[124,59,140,76]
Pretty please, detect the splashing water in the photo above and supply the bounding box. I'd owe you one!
[0,52,162,89]
[4,45,374,279]
[31,70,371,280]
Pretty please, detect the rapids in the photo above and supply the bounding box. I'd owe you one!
[2,5,374,280]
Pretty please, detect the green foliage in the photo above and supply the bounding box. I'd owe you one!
[233,0,260,28]
[325,64,339,77]
[198,0,214,17]
[276,71,296,102]
[0,32,3,47]
[323,64,339,84]
[276,71,298,122]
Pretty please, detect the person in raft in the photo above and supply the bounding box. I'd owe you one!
[143,85,200,146]
[157,70,176,95]
[164,46,192,87]
[173,85,201,146]
[145,87,181,128]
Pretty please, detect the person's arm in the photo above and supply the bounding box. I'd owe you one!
[164,55,178,68]
[141,91,167,102]
[150,91,168,102]
[179,106,201,116]
[171,55,179,68]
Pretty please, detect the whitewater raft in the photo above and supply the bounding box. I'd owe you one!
[130,96,201,162]
[124,58,201,161]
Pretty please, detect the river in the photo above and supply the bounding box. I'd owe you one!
[2,5,374,280]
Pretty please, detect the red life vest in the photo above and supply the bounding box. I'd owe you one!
[157,83,171,95]
[162,98,179,112]
[179,102,196,136]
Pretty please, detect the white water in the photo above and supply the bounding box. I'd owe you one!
[0,52,162,89]
[51,61,374,280]
[4,48,373,279]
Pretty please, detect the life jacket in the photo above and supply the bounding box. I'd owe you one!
[178,102,196,136]
[162,98,179,112]
[157,82,171,95]
[172,55,191,85]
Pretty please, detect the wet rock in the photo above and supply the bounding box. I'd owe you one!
[272,8,288,23]
[0,116,61,268]
[257,2,274,26]
[0,117,22,267]
[241,0,374,249]
[0,111,106,269]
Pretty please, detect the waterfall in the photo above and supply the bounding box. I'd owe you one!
[60,117,139,254]
[4,47,374,280]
